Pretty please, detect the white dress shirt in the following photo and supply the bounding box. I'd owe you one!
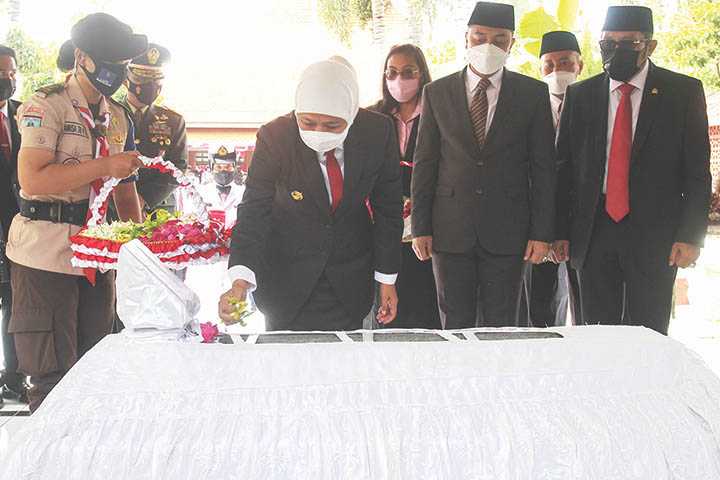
[1,101,12,151]
[228,145,397,291]
[550,94,564,132]
[603,60,650,193]
[465,66,504,135]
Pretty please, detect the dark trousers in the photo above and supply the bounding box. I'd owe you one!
[380,243,441,329]
[1,271,21,385]
[266,274,364,332]
[10,262,115,411]
[579,210,677,335]
[526,261,582,327]
[432,245,525,329]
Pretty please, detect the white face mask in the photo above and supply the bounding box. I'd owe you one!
[298,127,349,153]
[466,43,509,76]
[543,70,578,95]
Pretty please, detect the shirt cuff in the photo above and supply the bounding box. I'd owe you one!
[227,265,257,292]
[374,271,398,285]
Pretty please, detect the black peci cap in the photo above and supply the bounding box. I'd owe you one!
[539,31,581,58]
[602,6,653,34]
[71,13,148,63]
[468,2,515,30]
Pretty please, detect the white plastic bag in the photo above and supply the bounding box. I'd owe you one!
[116,240,200,336]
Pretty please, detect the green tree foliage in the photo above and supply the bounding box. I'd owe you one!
[660,0,720,89]
[317,0,373,45]
[4,27,62,101]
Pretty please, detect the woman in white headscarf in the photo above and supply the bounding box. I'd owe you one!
[219,57,403,332]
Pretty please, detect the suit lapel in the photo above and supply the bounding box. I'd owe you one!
[296,137,331,217]
[9,101,20,159]
[334,131,363,219]
[451,69,481,158]
[631,62,661,163]
[593,74,610,179]
[482,68,515,152]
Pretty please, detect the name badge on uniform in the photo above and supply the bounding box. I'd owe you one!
[63,122,89,137]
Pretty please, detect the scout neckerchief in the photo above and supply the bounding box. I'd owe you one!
[75,102,111,285]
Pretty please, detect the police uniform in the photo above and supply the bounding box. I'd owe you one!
[5,13,147,411]
[198,146,244,229]
[124,44,188,211]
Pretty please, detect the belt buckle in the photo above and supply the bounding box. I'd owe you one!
[51,202,63,223]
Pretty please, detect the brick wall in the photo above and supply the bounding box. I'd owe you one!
[711,125,720,191]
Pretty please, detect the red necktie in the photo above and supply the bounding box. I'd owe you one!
[606,83,635,222]
[0,111,11,162]
[325,150,343,213]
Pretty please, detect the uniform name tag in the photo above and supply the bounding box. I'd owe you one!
[63,122,88,137]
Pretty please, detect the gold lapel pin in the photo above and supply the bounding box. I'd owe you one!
[651,88,659,95]
[291,191,304,201]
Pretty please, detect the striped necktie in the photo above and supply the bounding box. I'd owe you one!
[470,76,492,148]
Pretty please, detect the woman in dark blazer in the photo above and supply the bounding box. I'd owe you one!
[370,44,440,329]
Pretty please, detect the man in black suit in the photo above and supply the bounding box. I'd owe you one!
[411,2,556,329]
[219,58,402,331]
[555,6,711,335]
[524,31,585,328]
[0,45,26,402]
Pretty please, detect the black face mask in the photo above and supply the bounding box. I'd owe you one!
[81,57,128,98]
[128,80,161,106]
[214,171,235,187]
[601,47,643,82]
[0,78,16,101]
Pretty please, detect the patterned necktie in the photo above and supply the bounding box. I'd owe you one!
[325,149,343,213]
[0,111,11,162]
[470,76,492,148]
[606,83,635,222]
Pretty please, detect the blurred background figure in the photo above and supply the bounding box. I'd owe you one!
[198,145,244,230]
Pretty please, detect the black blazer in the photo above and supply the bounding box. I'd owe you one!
[556,62,711,271]
[411,68,557,255]
[1,99,21,239]
[229,109,403,326]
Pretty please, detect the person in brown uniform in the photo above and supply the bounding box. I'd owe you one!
[5,13,147,411]
[123,43,187,212]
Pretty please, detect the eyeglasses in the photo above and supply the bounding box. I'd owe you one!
[385,68,420,81]
[598,39,649,52]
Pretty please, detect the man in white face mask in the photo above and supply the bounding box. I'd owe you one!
[219,57,403,331]
[411,1,556,329]
[524,31,583,328]
[540,31,583,132]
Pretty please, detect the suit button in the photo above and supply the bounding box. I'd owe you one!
[475,189,484,195]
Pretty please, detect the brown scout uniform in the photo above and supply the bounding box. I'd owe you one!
[6,75,134,410]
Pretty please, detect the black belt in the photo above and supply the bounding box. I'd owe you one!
[19,198,89,227]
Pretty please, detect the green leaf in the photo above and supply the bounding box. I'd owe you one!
[517,7,560,41]
[523,39,543,58]
[556,0,579,31]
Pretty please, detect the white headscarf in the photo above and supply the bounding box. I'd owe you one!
[295,56,360,126]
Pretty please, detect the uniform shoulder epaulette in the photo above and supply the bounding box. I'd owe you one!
[34,83,65,98]
[156,104,184,119]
